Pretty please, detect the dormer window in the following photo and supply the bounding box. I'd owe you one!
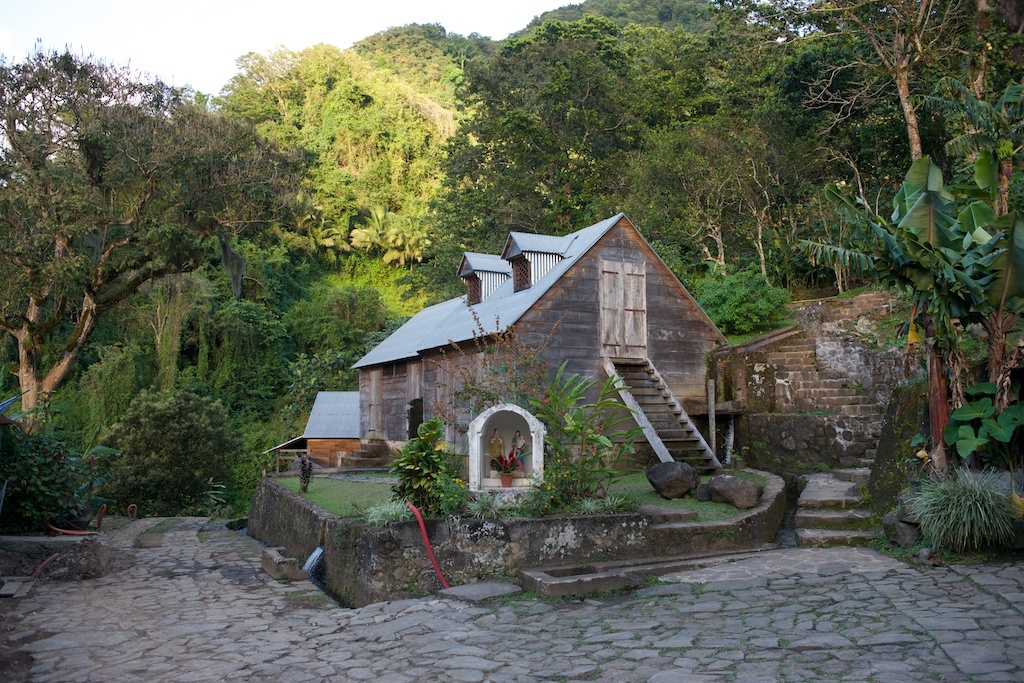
[458,252,512,304]
[466,275,482,305]
[512,256,531,292]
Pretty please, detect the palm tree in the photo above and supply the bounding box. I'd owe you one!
[349,206,391,253]
[803,157,1017,471]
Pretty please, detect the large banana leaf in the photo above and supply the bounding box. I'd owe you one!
[984,214,1024,315]
[897,179,960,251]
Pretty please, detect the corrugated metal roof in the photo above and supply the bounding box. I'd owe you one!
[0,394,23,415]
[303,391,361,439]
[501,232,575,260]
[354,214,623,369]
[459,252,512,278]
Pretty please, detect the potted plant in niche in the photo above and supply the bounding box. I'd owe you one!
[492,450,520,487]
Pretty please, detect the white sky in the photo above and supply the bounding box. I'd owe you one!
[0,0,568,95]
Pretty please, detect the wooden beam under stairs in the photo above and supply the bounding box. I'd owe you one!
[602,357,722,471]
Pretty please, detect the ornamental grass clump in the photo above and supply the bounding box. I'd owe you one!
[909,468,1016,553]
[364,501,414,527]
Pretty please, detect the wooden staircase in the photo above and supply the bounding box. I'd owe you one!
[603,357,721,473]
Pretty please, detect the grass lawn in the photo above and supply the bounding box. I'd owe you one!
[608,471,768,522]
[278,476,393,516]
[279,470,765,522]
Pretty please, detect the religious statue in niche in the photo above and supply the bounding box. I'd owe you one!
[490,428,528,475]
[489,429,504,460]
[509,430,528,470]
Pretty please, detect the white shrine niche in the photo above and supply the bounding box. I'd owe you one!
[467,403,546,492]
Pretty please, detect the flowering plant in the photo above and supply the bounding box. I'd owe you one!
[491,450,520,474]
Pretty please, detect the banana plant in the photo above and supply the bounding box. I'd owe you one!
[804,157,1010,468]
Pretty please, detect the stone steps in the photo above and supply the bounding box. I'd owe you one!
[797,474,867,510]
[794,508,874,531]
[795,528,879,548]
[834,467,872,484]
[794,472,877,547]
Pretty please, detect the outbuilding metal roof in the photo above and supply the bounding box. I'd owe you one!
[354,214,623,369]
[304,391,361,439]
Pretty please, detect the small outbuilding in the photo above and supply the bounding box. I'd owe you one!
[268,391,362,468]
[353,213,727,471]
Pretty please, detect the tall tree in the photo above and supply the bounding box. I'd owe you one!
[436,16,641,244]
[0,51,297,424]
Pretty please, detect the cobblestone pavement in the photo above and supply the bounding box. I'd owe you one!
[3,518,1023,682]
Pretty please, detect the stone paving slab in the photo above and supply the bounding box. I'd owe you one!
[2,518,1022,682]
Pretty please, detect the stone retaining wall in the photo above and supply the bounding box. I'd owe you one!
[737,413,879,472]
[248,470,786,607]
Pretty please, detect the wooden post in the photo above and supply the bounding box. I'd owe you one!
[707,379,717,458]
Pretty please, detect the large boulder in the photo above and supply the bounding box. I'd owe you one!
[646,461,699,500]
[707,475,764,510]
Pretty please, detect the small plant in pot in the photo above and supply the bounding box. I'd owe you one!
[492,450,521,487]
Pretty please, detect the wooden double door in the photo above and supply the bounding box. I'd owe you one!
[600,260,647,360]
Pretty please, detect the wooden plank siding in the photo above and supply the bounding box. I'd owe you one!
[308,438,362,468]
[516,217,721,402]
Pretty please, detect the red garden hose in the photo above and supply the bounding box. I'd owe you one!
[47,524,97,536]
[405,501,451,590]
[95,504,106,531]
[31,552,59,578]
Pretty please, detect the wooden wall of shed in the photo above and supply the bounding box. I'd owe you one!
[359,361,424,442]
[516,217,721,402]
[420,347,484,453]
[308,438,362,467]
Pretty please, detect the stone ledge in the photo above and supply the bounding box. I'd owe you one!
[261,546,309,581]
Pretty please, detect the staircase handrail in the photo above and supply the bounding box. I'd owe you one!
[644,361,722,469]
[602,357,674,464]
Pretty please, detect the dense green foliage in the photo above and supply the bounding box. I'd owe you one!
[102,390,242,515]
[527,0,717,34]
[0,430,81,532]
[524,363,643,514]
[389,417,459,514]
[694,268,792,334]
[1,1,1021,515]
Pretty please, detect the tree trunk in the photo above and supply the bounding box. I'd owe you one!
[998,159,1012,216]
[895,70,924,161]
[927,343,950,472]
[14,294,99,432]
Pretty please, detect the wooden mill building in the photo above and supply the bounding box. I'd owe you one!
[352,213,727,470]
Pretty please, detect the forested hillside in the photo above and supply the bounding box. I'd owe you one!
[1,0,1021,520]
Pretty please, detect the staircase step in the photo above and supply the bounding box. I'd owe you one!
[834,467,872,484]
[839,405,883,417]
[795,528,878,548]
[790,379,850,389]
[768,351,816,362]
[795,508,874,531]
[798,474,867,510]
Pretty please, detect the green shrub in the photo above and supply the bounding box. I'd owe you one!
[525,362,642,514]
[0,429,80,532]
[467,492,504,519]
[909,468,1016,553]
[693,267,792,335]
[102,389,241,516]
[434,472,469,516]
[389,417,461,515]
